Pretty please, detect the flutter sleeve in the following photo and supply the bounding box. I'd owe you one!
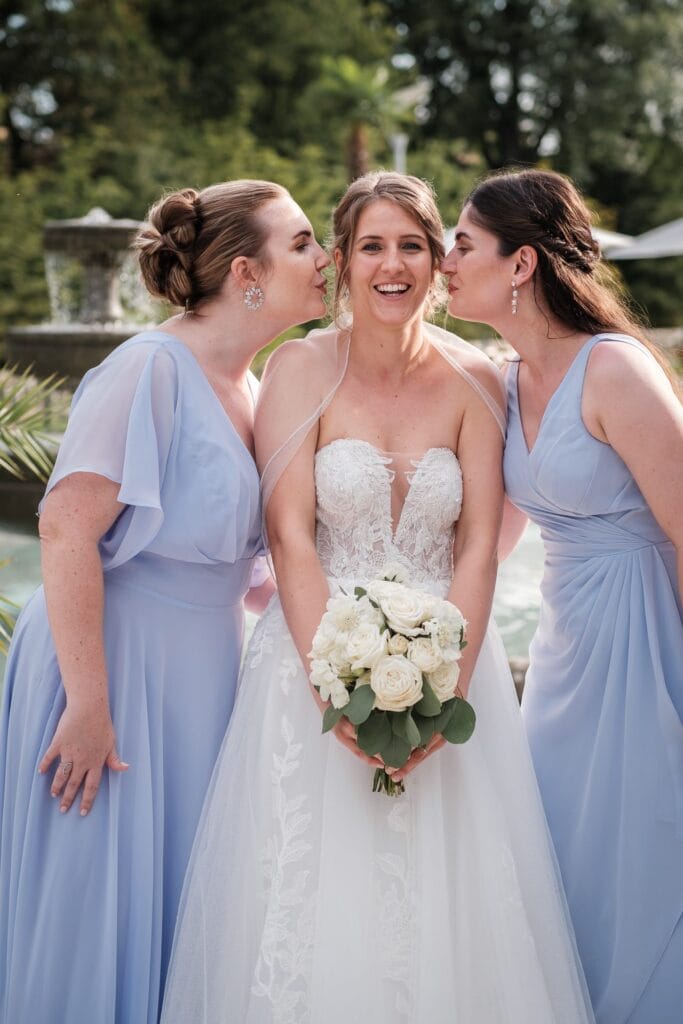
[40,337,179,569]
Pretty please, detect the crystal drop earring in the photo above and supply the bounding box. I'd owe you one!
[511,280,519,316]
[244,285,265,311]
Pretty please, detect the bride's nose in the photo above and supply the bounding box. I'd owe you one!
[381,245,404,272]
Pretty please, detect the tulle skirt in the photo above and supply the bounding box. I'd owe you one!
[161,595,594,1023]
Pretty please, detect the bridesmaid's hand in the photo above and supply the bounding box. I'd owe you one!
[387,733,446,783]
[38,702,129,816]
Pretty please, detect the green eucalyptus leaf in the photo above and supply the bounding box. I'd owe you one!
[414,679,442,717]
[357,711,392,755]
[441,698,476,744]
[432,699,457,735]
[414,713,435,745]
[344,683,376,725]
[321,704,344,734]
[403,711,422,747]
[379,733,412,770]
[354,586,367,599]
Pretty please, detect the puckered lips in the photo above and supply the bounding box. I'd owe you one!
[374,282,411,299]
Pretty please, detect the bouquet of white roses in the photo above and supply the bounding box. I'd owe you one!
[308,568,475,796]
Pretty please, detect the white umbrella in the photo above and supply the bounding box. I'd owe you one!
[607,217,683,260]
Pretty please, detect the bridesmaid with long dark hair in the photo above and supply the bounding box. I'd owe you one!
[442,168,683,1024]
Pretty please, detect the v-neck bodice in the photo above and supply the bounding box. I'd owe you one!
[504,333,669,552]
[314,438,462,588]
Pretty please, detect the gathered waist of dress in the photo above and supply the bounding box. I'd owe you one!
[541,532,673,561]
[105,552,254,608]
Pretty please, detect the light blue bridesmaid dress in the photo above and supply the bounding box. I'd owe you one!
[504,333,683,1024]
[0,331,264,1024]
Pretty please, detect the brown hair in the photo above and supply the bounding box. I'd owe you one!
[465,169,676,385]
[331,171,446,321]
[136,179,289,308]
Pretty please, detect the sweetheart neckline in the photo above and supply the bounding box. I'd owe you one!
[314,437,461,544]
[315,437,457,463]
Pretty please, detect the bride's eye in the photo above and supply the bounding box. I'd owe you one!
[361,242,382,252]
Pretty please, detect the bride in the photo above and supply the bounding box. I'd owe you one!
[161,172,594,1023]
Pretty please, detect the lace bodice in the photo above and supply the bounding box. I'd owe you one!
[314,438,462,589]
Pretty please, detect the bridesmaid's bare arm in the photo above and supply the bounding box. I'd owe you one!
[498,497,528,561]
[37,473,129,815]
[583,342,683,601]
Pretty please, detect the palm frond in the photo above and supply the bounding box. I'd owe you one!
[0,559,20,655]
[0,599,19,656]
[0,364,69,482]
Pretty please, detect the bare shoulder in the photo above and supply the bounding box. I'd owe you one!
[585,338,678,406]
[261,331,339,384]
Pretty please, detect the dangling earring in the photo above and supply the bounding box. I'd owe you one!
[244,285,265,311]
[511,280,519,316]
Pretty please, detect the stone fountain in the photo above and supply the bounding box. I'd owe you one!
[5,207,155,384]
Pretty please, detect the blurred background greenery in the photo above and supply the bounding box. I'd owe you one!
[1,0,682,340]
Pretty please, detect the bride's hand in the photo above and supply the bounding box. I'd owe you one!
[332,717,385,768]
[387,733,446,782]
[308,682,383,768]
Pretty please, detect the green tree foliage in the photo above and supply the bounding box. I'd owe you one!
[0,0,681,331]
[385,0,683,325]
[1,0,170,175]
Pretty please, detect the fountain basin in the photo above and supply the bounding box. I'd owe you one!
[5,323,142,384]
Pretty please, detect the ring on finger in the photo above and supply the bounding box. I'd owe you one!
[59,761,74,776]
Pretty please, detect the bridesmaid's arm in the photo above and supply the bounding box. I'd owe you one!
[244,574,276,615]
[37,473,130,815]
[498,497,528,561]
[583,341,683,601]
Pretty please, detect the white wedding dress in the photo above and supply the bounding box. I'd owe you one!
[161,438,594,1024]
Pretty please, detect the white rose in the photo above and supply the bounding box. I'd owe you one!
[309,616,340,659]
[387,633,409,655]
[427,661,461,702]
[370,655,423,712]
[407,637,443,674]
[345,623,388,671]
[309,659,338,702]
[366,581,436,636]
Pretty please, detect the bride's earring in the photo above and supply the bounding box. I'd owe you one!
[511,280,519,316]
[244,285,265,311]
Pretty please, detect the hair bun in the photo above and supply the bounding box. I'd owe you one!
[136,188,200,306]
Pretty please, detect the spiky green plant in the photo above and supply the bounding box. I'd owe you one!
[0,365,69,653]
[0,364,67,482]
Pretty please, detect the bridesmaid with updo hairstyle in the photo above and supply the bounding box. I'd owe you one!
[0,179,330,1023]
[442,168,683,1024]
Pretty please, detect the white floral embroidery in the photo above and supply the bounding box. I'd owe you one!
[375,797,417,1018]
[315,439,461,590]
[252,716,315,1023]
[247,615,276,669]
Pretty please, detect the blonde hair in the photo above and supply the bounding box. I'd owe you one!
[331,172,446,321]
[136,179,289,308]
